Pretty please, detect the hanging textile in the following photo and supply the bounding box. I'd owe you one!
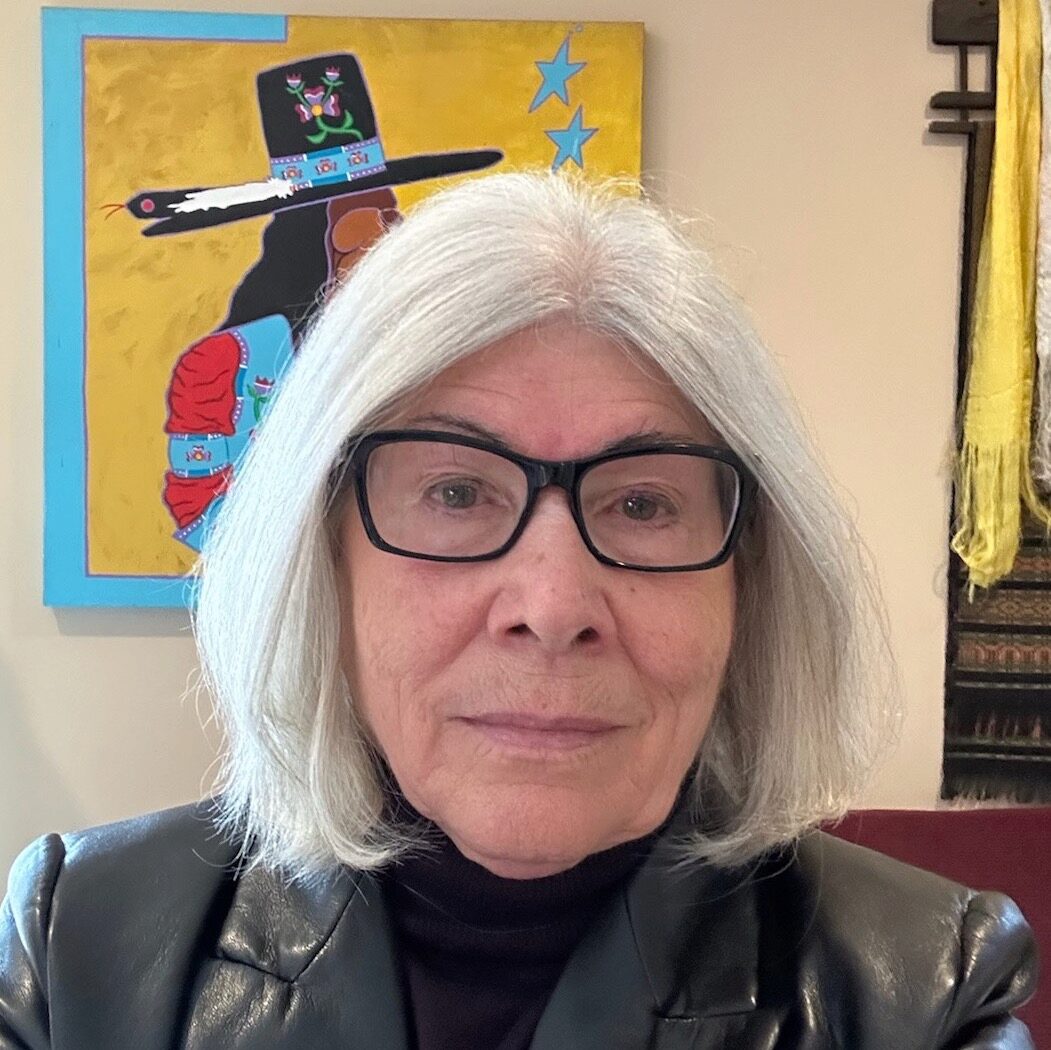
[951,0,1047,590]
[1035,0,1051,488]
[945,505,1051,802]
[942,0,1051,802]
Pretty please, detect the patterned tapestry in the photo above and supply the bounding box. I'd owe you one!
[944,509,1051,800]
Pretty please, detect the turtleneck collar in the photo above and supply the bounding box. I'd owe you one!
[378,791,679,992]
[373,773,702,1050]
[378,774,694,945]
[387,801,663,920]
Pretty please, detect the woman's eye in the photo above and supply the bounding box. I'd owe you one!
[622,495,660,520]
[615,492,678,522]
[438,485,476,509]
[424,479,483,509]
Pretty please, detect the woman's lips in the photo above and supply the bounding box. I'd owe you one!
[457,713,623,753]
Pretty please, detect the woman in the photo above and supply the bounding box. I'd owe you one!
[0,173,1037,1049]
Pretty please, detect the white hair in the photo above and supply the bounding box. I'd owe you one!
[192,170,901,884]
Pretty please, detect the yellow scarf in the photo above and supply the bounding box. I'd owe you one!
[951,0,1046,590]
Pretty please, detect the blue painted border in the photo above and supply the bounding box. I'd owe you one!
[42,8,288,607]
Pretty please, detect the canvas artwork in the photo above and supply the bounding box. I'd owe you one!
[42,9,644,607]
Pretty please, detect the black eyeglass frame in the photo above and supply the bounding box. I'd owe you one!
[335,429,759,573]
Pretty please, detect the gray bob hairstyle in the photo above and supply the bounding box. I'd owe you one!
[192,170,900,883]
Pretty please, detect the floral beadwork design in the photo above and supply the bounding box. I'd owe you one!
[247,375,275,423]
[285,68,364,146]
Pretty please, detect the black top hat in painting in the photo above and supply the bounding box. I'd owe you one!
[125,53,503,236]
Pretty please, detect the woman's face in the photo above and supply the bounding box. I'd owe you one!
[337,319,736,878]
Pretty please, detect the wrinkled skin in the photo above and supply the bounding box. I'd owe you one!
[337,319,736,878]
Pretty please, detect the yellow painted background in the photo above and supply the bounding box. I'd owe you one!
[83,16,642,576]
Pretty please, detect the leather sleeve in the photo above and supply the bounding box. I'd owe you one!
[938,891,1039,1050]
[0,835,65,1050]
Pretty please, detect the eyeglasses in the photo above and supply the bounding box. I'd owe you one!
[333,429,757,572]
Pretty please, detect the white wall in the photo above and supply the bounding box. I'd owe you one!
[1,0,964,874]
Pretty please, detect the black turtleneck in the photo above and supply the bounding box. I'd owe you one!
[377,792,678,1050]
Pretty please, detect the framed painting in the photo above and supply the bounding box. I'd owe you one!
[41,8,643,606]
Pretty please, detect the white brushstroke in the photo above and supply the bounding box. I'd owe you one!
[169,178,297,214]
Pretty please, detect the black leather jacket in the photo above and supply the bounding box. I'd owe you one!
[0,799,1038,1049]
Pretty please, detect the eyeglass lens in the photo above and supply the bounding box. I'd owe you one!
[363,440,740,567]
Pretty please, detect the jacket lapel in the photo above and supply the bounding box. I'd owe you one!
[528,808,770,1050]
[189,804,772,1050]
[185,863,412,1049]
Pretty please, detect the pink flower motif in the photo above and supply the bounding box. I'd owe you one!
[252,376,275,397]
[281,166,303,179]
[315,159,336,174]
[350,151,365,165]
[324,66,340,82]
[295,85,342,122]
[286,73,303,89]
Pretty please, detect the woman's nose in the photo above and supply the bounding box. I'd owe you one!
[486,488,616,656]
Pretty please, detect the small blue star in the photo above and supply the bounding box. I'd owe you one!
[545,106,598,170]
[529,37,586,112]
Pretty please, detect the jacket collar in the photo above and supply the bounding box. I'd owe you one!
[213,861,413,1049]
[206,800,763,1049]
[628,844,761,1021]
[528,801,763,1049]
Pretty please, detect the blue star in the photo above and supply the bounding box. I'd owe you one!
[529,37,586,112]
[545,106,598,171]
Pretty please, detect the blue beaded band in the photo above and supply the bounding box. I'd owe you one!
[270,137,387,189]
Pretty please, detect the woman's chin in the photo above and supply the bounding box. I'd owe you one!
[457,845,586,879]
[428,781,644,879]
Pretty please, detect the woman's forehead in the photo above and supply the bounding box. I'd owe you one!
[383,322,716,455]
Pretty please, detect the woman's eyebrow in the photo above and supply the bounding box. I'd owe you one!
[403,412,701,454]
[405,413,513,448]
